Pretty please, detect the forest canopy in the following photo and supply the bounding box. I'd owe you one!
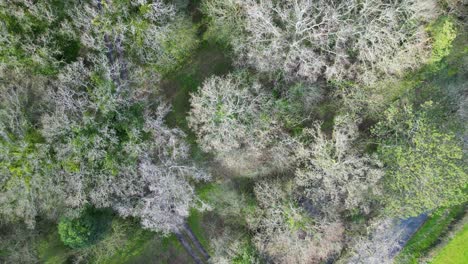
[0,0,467,263]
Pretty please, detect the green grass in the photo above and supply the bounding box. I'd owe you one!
[97,223,155,264]
[161,41,232,162]
[120,233,190,264]
[36,229,71,264]
[196,179,258,222]
[395,205,465,264]
[430,223,468,264]
[187,209,211,253]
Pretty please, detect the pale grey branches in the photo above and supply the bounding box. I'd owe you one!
[0,223,39,263]
[0,73,68,227]
[345,217,412,264]
[295,116,384,218]
[188,73,297,176]
[248,180,344,264]
[204,0,437,84]
[69,0,197,77]
[40,60,210,234]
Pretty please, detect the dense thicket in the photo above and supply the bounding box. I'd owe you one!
[373,101,467,217]
[1,0,208,235]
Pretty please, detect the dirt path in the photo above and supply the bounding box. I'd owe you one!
[175,224,210,264]
[390,213,429,257]
[183,223,211,260]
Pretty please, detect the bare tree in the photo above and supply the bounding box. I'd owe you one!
[188,73,297,176]
[0,0,72,73]
[108,112,210,234]
[0,223,39,263]
[295,115,384,218]
[204,0,438,85]
[248,180,344,264]
[69,0,196,77]
[344,218,407,264]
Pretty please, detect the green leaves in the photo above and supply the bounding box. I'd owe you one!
[58,208,112,249]
[373,101,467,217]
[428,17,457,64]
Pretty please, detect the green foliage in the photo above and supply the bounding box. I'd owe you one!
[283,203,313,231]
[373,101,467,217]
[428,17,457,64]
[232,240,261,264]
[158,18,200,74]
[0,1,80,74]
[58,218,93,249]
[37,217,185,264]
[197,181,257,227]
[37,227,70,264]
[395,205,465,263]
[1,1,466,263]
[91,219,155,264]
[58,208,111,249]
[55,72,149,177]
[201,0,244,49]
[273,92,305,132]
[1,127,46,179]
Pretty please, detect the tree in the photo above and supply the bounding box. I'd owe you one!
[0,0,197,231]
[203,0,438,84]
[188,73,297,176]
[0,0,81,75]
[0,71,71,228]
[345,218,407,264]
[295,115,384,219]
[69,0,198,76]
[373,101,467,217]
[41,59,210,234]
[0,223,39,263]
[209,226,261,264]
[248,180,344,264]
[58,208,111,249]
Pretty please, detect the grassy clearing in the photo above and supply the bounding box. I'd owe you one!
[121,234,191,264]
[430,222,468,264]
[395,205,465,264]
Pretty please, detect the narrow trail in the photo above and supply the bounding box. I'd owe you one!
[390,213,429,257]
[175,231,204,264]
[183,223,211,260]
[175,223,211,264]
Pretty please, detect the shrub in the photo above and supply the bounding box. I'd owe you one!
[428,17,457,64]
[58,208,111,249]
